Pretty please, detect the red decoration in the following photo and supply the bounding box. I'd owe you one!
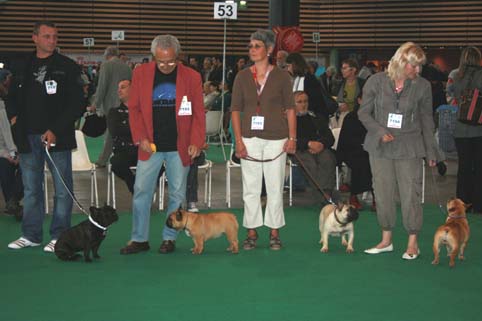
[273,26,304,54]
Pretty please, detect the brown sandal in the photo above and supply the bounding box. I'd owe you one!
[269,236,282,250]
[243,230,258,250]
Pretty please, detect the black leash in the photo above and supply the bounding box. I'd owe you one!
[429,164,447,215]
[292,153,336,206]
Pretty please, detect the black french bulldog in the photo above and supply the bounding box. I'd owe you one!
[54,205,118,262]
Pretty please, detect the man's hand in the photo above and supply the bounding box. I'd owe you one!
[308,141,324,154]
[139,139,154,154]
[41,130,56,149]
[188,145,200,159]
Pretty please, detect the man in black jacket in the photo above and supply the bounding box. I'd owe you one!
[291,91,336,200]
[107,79,137,194]
[8,21,84,252]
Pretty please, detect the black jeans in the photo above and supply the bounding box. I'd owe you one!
[454,136,482,212]
[186,152,206,203]
[0,157,23,203]
[110,149,138,194]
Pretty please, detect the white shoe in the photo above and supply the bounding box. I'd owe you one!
[43,239,57,253]
[8,237,41,249]
[364,244,393,254]
[187,202,199,213]
[402,249,420,260]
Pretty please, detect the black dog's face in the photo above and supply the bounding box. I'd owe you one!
[166,208,183,229]
[89,205,119,227]
[347,207,359,222]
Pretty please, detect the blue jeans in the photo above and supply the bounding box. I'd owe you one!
[20,135,73,243]
[131,151,189,242]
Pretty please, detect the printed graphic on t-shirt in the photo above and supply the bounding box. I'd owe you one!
[34,65,48,84]
[152,83,176,109]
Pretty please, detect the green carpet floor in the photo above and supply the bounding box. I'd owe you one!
[1,205,481,321]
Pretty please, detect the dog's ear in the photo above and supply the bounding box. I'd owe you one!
[175,208,183,221]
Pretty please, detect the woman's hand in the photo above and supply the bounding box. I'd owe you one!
[235,140,248,159]
[284,139,296,154]
[381,133,394,143]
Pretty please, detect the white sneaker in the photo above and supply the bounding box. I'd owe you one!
[8,237,41,249]
[187,202,199,213]
[43,239,57,253]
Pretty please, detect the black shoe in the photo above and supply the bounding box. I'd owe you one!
[120,241,150,255]
[159,240,176,254]
[437,161,447,176]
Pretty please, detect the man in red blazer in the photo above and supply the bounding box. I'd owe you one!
[120,35,205,255]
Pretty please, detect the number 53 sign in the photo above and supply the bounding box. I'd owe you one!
[214,2,237,19]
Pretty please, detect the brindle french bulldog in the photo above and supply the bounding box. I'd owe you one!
[55,205,118,262]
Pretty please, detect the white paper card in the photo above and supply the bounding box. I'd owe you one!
[45,80,57,95]
[387,113,403,129]
[178,96,192,116]
[251,116,264,130]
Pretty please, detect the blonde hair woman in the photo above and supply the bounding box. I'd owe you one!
[358,42,438,260]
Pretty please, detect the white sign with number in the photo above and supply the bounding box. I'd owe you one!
[111,30,125,41]
[83,37,95,47]
[312,32,320,43]
[214,2,237,20]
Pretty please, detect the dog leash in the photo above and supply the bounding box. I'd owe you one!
[45,145,109,231]
[244,151,284,163]
[429,165,447,215]
[45,145,90,216]
[292,153,336,206]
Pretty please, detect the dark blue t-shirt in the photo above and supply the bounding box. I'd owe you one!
[152,67,177,151]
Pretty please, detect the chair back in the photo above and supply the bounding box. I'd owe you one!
[72,130,93,171]
[205,110,223,137]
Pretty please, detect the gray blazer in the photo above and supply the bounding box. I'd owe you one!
[0,99,17,159]
[93,57,132,115]
[358,72,437,161]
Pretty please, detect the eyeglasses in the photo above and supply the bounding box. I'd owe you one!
[157,60,177,67]
[247,44,264,50]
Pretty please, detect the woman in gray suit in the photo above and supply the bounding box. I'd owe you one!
[358,42,437,260]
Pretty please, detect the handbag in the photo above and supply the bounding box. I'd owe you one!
[458,68,482,126]
[81,112,107,137]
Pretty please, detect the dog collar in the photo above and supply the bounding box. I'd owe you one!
[89,215,107,231]
[183,215,192,237]
[333,207,347,227]
[448,214,466,219]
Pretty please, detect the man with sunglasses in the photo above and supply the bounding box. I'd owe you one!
[120,34,205,255]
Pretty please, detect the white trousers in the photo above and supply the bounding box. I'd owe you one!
[241,137,287,229]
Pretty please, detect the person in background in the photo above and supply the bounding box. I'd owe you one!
[120,34,205,255]
[291,91,336,202]
[231,29,296,251]
[334,58,365,128]
[451,46,482,214]
[320,66,340,97]
[106,79,137,194]
[276,50,289,70]
[0,69,23,220]
[8,20,84,252]
[336,93,375,211]
[203,81,220,111]
[359,42,437,260]
[89,46,132,167]
[286,52,334,120]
